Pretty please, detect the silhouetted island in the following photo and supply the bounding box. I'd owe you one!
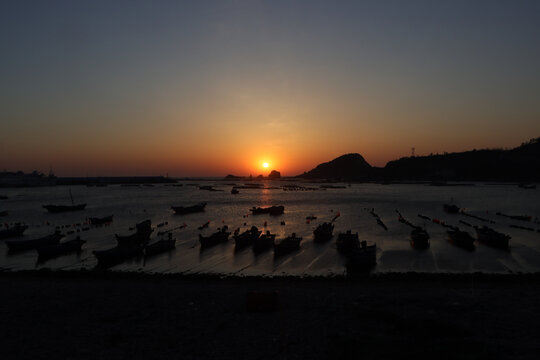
[268,170,281,179]
[298,137,540,182]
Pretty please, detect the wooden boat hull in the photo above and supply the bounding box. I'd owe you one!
[115,230,152,247]
[274,237,301,256]
[6,233,64,252]
[37,238,86,260]
[0,225,28,239]
[475,227,510,250]
[346,245,377,273]
[89,215,113,225]
[199,232,230,248]
[253,234,275,253]
[93,245,143,267]
[250,205,285,215]
[313,223,334,243]
[447,230,475,250]
[171,203,207,215]
[43,204,86,213]
[443,204,460,214]
[145,239,176,256]
[234,229,262,248]
[336,232,360,255]
[410,228,430,250]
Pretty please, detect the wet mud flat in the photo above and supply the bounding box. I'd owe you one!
[1,271,540,360]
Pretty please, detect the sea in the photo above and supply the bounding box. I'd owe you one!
[1,180,539,276]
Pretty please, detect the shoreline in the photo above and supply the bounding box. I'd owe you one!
[3,268,540,283]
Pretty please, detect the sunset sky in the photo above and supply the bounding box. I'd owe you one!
[1,0,540,177]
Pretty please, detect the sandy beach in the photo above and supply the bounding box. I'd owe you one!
[1,271,539,359]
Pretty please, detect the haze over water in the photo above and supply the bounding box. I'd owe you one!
[1,182,539,275]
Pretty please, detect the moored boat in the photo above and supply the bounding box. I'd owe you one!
[93,244,144,267]
[410,227,430,249]
[234,226,262,249]
[199,226,230,248]
[37,237,86,260]
[253,231,276,253]
[443,204,460,214]
[145,235,176,257]
[274,233,302,256]
[6,231,64,252]
[0,224,28,239]
[346,240,377,272]
[336,230,360,255]
[115,220,153,247]
[447,228,475,250]
[0,210,8,217]
[89,215,113,225]
[171,202,207,215]
[313,222,334,243]
[475,226,510,249]
[43,203,86,213]
[249,205,285,215]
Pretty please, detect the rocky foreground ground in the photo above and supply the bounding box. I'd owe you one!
[1,272,539,359]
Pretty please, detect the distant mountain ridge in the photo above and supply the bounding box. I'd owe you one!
[298,137,540,181]
[298,153,373,180]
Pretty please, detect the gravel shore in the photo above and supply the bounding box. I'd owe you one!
[1,271,539,359]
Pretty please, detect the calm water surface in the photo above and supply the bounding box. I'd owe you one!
[1,181,539,275]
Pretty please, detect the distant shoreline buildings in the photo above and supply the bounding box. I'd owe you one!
[0,171,57,187]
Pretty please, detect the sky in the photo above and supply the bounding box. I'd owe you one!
[1,0,540,177]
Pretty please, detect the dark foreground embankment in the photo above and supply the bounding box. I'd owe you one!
[1,271,539,359]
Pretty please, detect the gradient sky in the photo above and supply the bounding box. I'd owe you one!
[1,0,540,176]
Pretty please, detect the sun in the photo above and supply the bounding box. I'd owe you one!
[263,162,269,168]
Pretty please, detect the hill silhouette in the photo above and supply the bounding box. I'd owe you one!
[298,137,540,181]
[298,153,372,180]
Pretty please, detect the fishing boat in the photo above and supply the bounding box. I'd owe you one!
[199,226,230,248]
[43,189,86,213]
[43,203,86,213]
[253,231,276,253]
[447,228,475,250]
[37,237,86,260]
[313,222,334,243]
[93,244,144,267]
[145,235,176,257]
[336,230,360,255]
[443,204,460,214]
[274,233,302,256]
[0,224,27,239]
[249,205,285,215]
[115,220,153,247]
[410,227,430,249]
[346,241,377,272]
[475,226,510,249]
[6,231,64,252]
[171,202,207,215]
[234,226,262,248]
[89,215,113,225]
